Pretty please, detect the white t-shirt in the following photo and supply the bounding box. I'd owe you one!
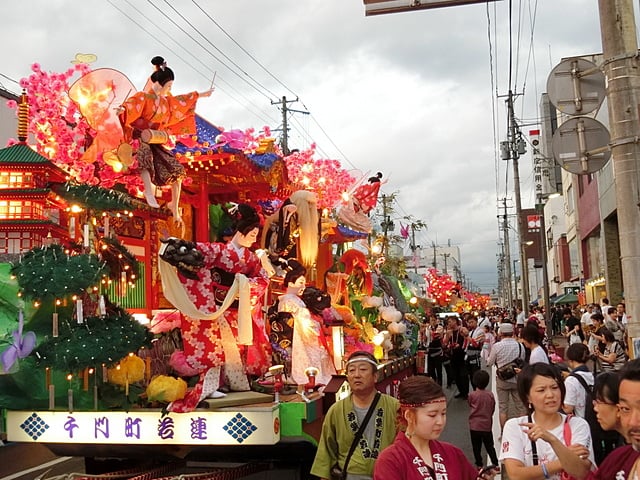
[500,413,595,480]
[529,345,549,364]
[478,316,490,329]
[581,311,593,326]
[621,313,628,326]
[564,370,594,418]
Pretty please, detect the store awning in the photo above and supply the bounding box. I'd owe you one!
[553,293,578,305]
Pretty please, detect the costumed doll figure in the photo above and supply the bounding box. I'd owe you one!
[261,190,319,271]
[118,57,213,226]
[159,204,275,412]
[278,261,336,387]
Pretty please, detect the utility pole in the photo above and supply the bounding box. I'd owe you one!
[513,259,519,308]
[410,224,420,273]
[537,196,551,328]
[441,253,450,274]
[380,194,394,256]
[501,198,513,309]
[598,0,640,341]
[432,242,437,269]
[271,96,306,155]
[507,91,530,312]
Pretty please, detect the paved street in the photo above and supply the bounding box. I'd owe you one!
[0,443,84,480]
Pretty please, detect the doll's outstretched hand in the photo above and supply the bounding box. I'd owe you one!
[255,249,276,277]
[199,88,214,98]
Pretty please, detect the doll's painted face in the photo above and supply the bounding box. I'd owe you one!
[288,275,306,295]
[235,228,259,248]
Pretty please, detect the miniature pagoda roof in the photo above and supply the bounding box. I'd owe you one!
[0,143,53,164]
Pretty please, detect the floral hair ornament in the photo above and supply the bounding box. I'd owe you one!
[400,398,447,408]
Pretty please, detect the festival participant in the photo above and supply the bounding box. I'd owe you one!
[596,329,626,372]
[468,370,500,469]
[521,324,549,364]
[591,371,625,465]
[277,260,336,386]
[311,351,398,480]
[486,322,527,430]
[500,363,593,480]
[427,319,445,386]
[586,359,640,479]
[159,204,274,412]
[373,375,499,480]
[562,343,593,418]
[465,316,484,389]
[444,316,469,399]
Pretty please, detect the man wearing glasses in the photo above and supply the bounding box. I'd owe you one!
[587,358,640,478]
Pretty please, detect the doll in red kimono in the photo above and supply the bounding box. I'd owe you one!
[159,204,275,412]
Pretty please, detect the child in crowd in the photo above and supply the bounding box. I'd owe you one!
[468,369,499,469]
[481,324,495,364]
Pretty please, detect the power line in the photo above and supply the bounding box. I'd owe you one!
[107,0,278,126]
[191,0,298,99]
[154,0,279,100]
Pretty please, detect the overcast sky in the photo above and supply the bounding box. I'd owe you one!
[0,0,624,292]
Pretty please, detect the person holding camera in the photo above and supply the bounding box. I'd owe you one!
[486,322,527,430]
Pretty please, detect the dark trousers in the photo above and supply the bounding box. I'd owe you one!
[466,355,481,389]
[470,429,499,467]
[428,355,443,385]
[451,356,469,396]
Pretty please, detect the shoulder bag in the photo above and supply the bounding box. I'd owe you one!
[496,343,524,381]
[330,392,381,480]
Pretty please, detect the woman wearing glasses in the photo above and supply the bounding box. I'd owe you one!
[592,371,626,464]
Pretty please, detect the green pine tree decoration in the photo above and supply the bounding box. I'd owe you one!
[51,182,136,212]
[34,307,153,371]
[11,244,106,301]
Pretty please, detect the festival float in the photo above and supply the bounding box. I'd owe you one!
[0,61,417,477]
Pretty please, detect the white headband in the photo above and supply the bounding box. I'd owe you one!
[346,357,378,367]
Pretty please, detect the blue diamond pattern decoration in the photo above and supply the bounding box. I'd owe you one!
[20,413,50,440]
[222,413,258,443]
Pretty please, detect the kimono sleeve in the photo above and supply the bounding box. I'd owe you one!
[196,241,224,269]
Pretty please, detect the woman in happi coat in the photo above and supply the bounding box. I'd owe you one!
[374,375,499,480]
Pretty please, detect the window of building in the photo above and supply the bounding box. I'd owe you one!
[585,233,603,280]
[0,231,37,254]
[44,208,61,224]
[0,200,44,219]
[566,185,575,214]
[568,237,580,279]
[0,172,33,189]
